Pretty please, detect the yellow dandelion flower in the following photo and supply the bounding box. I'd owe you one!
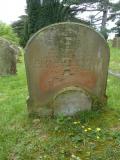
[73,122,78,124]
[96,128,101,132]
[84,129,88,132]
[88,128,92,131]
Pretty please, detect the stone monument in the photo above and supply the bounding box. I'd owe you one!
[112,37,120,48]
[25,22,110,116]
[0,38,17,76]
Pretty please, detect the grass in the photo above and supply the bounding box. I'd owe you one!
[0,46,120,160]
[109,44,120,72]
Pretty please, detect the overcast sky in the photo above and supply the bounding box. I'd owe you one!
[0,0,26,24]
[0,0,119,24]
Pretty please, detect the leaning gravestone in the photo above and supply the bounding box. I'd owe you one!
[25,22,110,116]
[0,37,17,75]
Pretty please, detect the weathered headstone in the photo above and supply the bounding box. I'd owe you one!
[0,38,17,76]
[112,37,120,48]
[25,22,110,116]
[11,45,22,63]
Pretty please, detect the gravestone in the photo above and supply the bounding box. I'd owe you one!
[11,45,22,63]
[0,38,17,76]
[25,22,110,116]
[112,37,120,48]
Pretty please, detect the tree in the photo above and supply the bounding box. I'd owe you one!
[12,0,41,46]
[112,20,120,37]
[26,0,75,37]
[116,20,120,37]
[13,0,77,46]
[110,2,120,37]
[63,0,120,39]
[26,0,41,37]
[0,22,19,44]
[12,0,90,46]
[12,15,27,46]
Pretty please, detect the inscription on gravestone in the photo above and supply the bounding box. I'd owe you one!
[25,22,110,116]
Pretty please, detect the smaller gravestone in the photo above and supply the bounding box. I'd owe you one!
[0,38,17,76]
[112,37,120,48]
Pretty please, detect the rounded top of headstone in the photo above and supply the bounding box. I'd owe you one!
[25,22,109,51]
[0,37,14,54]
[0,37,20,55]
[0,37,11,46]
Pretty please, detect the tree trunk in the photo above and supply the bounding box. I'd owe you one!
[101,0,109,31]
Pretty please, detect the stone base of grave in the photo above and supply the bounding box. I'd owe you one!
[27,87,92,117]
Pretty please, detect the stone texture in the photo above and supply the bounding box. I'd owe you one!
[54,87,92,116]
[11,45,22,63]
[25,22,110,116]
[112,37,120,48]
[0,38,17,76]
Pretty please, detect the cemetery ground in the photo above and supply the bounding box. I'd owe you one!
[0,46,120,160]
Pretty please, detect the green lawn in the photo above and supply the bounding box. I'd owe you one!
[109,44,120,72]
[0,47,120,160]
